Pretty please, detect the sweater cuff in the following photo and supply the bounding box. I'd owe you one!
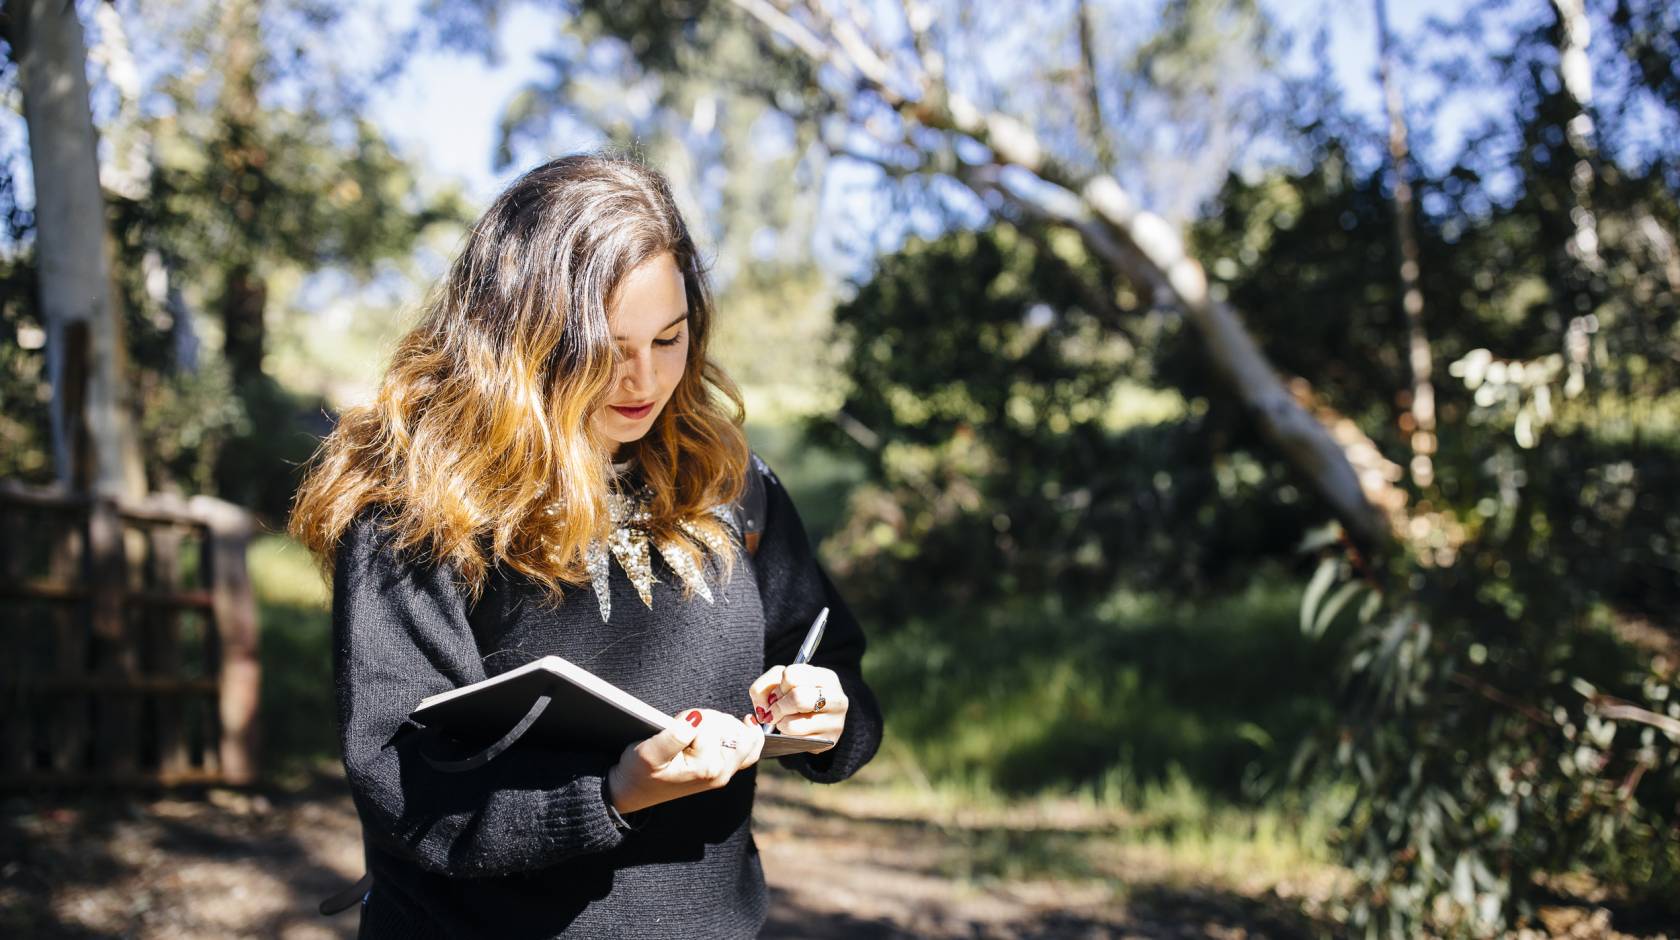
[600,773,649,833]
[536,773,633,854]
[778,668,880,784]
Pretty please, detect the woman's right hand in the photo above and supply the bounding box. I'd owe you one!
[606,708,765,814]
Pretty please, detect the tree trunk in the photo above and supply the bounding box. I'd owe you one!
[1075,0,1114,172]
[1375,0,1436,489]
[216,0,270,382]
[219,263,268,379]
[12,0,145,500]
[1550,0,1601,397]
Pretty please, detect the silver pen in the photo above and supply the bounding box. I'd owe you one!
[760,607,829,732]
[793,607,829,666]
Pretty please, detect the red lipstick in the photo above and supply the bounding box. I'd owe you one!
[609,401,655,420]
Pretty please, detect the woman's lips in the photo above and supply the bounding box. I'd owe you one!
[609,402,655,419]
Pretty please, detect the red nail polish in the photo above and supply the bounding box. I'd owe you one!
[755,706,771,722]
[685,710,703,727]
[766,691,779,706]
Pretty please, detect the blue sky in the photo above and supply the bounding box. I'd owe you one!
[338,0,1512,293]
[367,0,1483,209]
[0,0,1538,276]
[364,3,562,205]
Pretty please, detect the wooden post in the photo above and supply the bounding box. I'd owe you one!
[196,496,260,786]
[0,504,28,773]
[49,506,88,774]
[87,496,139,775]
[145,520,188,774]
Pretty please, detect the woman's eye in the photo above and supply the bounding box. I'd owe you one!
[654,331,685,348]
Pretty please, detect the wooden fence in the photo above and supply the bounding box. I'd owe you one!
[0,480,260,787]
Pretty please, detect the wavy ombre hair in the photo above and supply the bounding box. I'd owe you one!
[289,153,750,603]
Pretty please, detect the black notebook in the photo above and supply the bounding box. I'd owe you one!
[411,655,834,759]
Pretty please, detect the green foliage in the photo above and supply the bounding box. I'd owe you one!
[126,44,467,515]
[865,577,1346,802]
[211,373,335,520]
[1180,8,1680,931]
[141,111,460,282]
[0,242,48,481]
[811,224,1319,621]
[1298,423,1680,934]
[807,2,1680,930]
[134,356,247,494]
[1315,565,1680,937]
[845,574,1347,903]
[742,420,864,545]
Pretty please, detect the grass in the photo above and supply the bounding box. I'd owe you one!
[793,759,1346,890]
[860,578,1346,803]
[247,535,338,788]
[825,579,1352,891]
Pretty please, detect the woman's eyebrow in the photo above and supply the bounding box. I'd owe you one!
[612,312,689,342]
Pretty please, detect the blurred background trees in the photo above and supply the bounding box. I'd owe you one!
[3,0,467,514]
[495,0,1680,932]
[3,0,1678,935]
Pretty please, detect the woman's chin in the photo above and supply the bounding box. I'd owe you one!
[598,421,654,451]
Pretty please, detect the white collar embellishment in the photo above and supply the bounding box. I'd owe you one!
[580,485,737,622]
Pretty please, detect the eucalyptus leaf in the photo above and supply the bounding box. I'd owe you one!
[1312,580,1364,637]
[1301,556,1338,635]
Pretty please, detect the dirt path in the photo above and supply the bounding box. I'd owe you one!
[753,771,1344,940]
[0,767,1661,939]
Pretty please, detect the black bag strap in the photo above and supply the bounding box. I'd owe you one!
[737,454,769,556]
[318,872,374,917]
[418,690,554,773]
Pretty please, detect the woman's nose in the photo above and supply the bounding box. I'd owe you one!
[619,351,654,395]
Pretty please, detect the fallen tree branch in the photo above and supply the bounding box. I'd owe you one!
[1591,695,1680,740]
[729,0,1400,553]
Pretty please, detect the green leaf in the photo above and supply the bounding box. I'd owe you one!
[1358,586,1383,623]
[1312,580,1364,637]
[1301,556,1338,635]
[1452,854,1475,908]
[1297,521,1343,553]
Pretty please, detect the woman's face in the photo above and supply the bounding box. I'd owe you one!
[593,251,691,453]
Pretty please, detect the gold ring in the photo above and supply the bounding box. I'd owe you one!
[813,688,826,713]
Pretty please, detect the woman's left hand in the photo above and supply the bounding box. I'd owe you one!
[749,663,847,752]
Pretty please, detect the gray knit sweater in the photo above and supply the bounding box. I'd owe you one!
[332,460,882,938]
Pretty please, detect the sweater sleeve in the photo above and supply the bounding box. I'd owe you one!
[332,509,629,878]
[752,461,884,784]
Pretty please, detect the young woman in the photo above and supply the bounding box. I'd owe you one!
[289,153,882,938]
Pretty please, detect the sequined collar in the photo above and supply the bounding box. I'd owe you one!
[581,482,737,622]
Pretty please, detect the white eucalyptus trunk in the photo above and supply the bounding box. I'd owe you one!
[11,0,146,498]
[730,0,1399,550]
[1550,0,1602,398]
[1376,0,1436,489]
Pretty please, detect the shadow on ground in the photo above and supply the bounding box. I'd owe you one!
[7,765,1659,939]
[763,882,1324,939]
[0,767,361,940]
[3,765,1327,940]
